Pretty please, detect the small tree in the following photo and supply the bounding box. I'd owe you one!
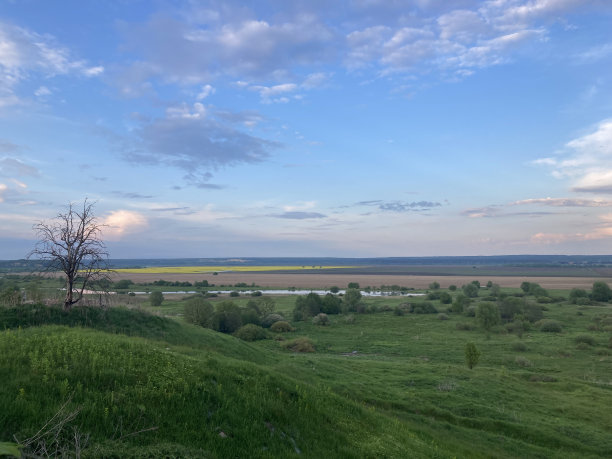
[465,342,481,369]
[150,291,164,306]
[344,288,362,312]
[476,302,500,333]
[29,199,111,310]
[429,281,440,290]
[591,281,612,302]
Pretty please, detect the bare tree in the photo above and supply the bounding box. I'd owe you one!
[29,199,111,310]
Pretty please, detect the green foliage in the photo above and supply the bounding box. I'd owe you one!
[293,292,322,321]
[574,334,596,346]
[312,313,329,326]
[343,288,362,312]
[464,342,480,369]
[320,293,342,314]
[511,341,528,352]
[234,324,267,341]
[439,292,452,304]
[448,285,457,291]
[409,302,437,314]
[539,319,562,333]
[429,281,440,290]
[524,303,544,323]
[261,313,285,328]
[591,281,612,302]
[251,290,263,297]
[0,442,21,457]
[329,286,340,294]
[240,308,261,326]
[183,297,213,327]
[455,322,475,331]
[229,291,240,297]
[499,296,525,321]
[269,321,294,333]
[113,279,134,290]
[569,288,589,305]
[256,296,276,316]
[347,282,360,289]
[281,337,315,352]
[451,294,469,313]
[211,301,242,333]
[476,302,500,331]
[437,313,449,321]
[149,291,164,306]
[462,283,479,298]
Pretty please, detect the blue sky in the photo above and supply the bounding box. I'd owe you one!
[1,0,612,258]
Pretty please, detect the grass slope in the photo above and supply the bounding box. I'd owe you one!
[0,308,442,458]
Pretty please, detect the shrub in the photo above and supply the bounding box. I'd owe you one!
[211,301,242,333]
[537,296,553,304]
[465,305,477,317]
[393,306,404,316]
[569,288,588,304]
[476,302,500,332]
[439,292,452,304]
[256,296,276,316]
[282,337,315,353]
[591,281,612,302]
[270,321,295,333]
[499,297,525,321]
[452,294,470,313]
[515,356,532,367]
[240,308,261,326]
[429,281,440,290]
[505,320,525,337]
[539,319,562,333]
[575,334,596,346]
[347,282,360,289]
[344,288,362,312]
[437,313,449,320]
[234,324,267,341]
[149,291,164,306]
[449,285,457,291]
[409,302,437,314]
[511,342,528,352]
[524,303,544,323]
[229,291,240,297]
[456,322,474,331]
[261,313,285,328]
[465,342,480,369]
[293,292,322,321]
[329,286,340,293]
[251,290,262,297]
[462,283,479,298]
[312,313,330,326]
[609,336,612,349]
[321,293,342,314]
[183,297,214,327]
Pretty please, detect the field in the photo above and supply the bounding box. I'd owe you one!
[112,265,353,274]
[110,271,612,290]
[2,271,612,457]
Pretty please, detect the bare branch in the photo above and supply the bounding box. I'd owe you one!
[28,199,112,310]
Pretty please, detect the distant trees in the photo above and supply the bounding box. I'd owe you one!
[462,283,479,298]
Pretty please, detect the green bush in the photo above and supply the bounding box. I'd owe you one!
[437,313,449,320]
[211,301,242,333]
[465,342,480,369]
[476,302,500,332]
[456,322,474,331]
[575,334,596,346]
[511,341,528,352]
[261,313,285,328]
[312,313,330,326]
[183,297,214,327]
[591,281,612,302]
[149,291,164,306]
[321,293,342,314]
[515,356,532,367]
[229,291,240,297]
[269,321,295,333]
[539,319,562,333]
[234,324,267,341]
[465,305,477,317]
[409,302,437,314]
[439,292,452,304]
[282,337,315,353]
[293,292,322,321]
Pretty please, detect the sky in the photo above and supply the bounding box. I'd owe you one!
[1,0,612,259]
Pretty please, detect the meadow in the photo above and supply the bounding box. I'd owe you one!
[1,276,612,458]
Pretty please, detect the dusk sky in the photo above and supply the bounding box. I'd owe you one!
[1,0,612,259]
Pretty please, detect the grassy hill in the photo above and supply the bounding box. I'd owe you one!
[2,288,612,458]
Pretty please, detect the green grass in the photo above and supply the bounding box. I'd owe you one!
[2,289,612,457]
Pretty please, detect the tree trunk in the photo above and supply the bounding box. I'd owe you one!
[64,278,73,310]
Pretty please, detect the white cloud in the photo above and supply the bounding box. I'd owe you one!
[34,85,51,97]
[0,21,103,106]
[103,210,148,240]
[196,84,215,100]
[534,119,612,194]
